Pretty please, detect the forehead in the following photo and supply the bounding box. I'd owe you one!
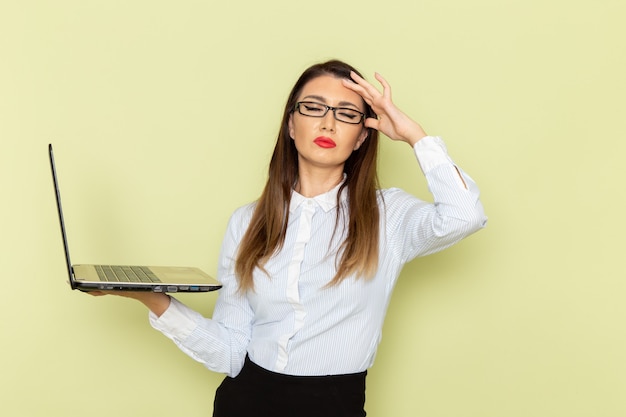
[298,75,364,107]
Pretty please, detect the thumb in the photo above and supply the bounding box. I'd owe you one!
[364,117,379,131]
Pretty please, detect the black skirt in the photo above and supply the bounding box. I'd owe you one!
[213,355,367,417]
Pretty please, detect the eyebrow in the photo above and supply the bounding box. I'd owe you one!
[301,95,361,110]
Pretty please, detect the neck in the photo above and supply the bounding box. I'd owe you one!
[295,166,344,197]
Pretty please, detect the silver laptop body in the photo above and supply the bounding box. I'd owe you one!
[49,144,222,293]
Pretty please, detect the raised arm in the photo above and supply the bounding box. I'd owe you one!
[344,71,486,260]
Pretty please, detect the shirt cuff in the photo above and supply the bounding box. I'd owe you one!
[148,297,201,341]
[413,136,453,173]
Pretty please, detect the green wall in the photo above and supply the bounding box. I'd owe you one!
[1,0,625,415]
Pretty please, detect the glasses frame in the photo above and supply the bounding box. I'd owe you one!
[294,101,366,125]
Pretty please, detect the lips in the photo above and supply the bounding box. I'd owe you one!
[313,136,336,148]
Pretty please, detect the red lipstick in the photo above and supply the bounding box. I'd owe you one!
[314,136,336,148]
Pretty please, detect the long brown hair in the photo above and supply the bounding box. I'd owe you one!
[235,60,380,292]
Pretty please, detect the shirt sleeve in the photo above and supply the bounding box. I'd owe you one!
[148,206,255,377]
[383,136,487,263]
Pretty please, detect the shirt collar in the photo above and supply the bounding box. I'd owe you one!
[289,176,347,213]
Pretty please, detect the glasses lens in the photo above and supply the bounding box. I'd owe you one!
[298,102,327,117]
[335,108,363,124]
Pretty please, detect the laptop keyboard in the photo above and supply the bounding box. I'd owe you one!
[95,265,162,283]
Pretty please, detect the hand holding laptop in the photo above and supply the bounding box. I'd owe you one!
[88,290,172,317]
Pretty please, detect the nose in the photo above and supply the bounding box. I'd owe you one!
[320,109,336,131]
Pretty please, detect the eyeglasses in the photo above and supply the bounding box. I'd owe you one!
[294,101,365,125]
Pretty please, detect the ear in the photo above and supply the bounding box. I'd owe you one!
[288,114,295,139]
[353,128,368,151]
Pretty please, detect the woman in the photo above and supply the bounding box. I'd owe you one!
[94,60,487,416]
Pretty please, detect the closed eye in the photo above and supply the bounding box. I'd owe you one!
[337,109,359,120]
[303,103,325,113]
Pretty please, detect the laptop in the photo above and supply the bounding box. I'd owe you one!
[49,144,222,293]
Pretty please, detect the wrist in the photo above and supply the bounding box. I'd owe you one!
[406,125,428,147]
[137,292,171,317]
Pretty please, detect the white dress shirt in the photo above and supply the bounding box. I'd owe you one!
[149,136,487,377]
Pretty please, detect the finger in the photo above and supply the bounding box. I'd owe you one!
[348,71,382,99]
[342,77,367,97]
[374,73,392,100]
[349,70,367,85]
[342,80,376,108]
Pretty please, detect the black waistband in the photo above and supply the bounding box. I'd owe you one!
[241,355,367,384]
